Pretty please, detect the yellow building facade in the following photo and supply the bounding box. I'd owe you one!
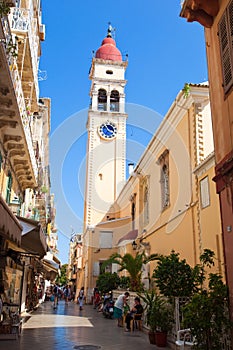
[82,79,225,301]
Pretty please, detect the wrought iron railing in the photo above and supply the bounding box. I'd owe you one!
[9,6,39,99]
[172,297,232,350]
[0,15,38,181]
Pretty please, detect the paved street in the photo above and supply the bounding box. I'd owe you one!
[0,300,171,350]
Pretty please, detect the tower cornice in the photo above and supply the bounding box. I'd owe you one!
[89,58,128,79]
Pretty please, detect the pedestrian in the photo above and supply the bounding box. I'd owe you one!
[78,286,85,310]
[113,291,130,327]
[64,285,70,305]
[94,290,101,309]
[124,296,143,332]
[52,284,58,309]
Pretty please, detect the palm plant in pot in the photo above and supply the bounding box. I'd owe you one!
[138,290,173,346]
[138,289,158,344]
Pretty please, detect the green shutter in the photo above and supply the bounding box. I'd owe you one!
[6,172,13,204]
[218,2,233,94]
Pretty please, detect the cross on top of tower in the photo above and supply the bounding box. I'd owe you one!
[107,22,115,38]
[95,23,122,62]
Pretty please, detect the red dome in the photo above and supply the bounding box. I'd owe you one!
[95,37,122,62]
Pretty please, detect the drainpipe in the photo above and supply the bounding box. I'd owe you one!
[188,105,198,265]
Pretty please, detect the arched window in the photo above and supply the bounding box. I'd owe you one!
[130,193,136,230]
[158,149,170,210]
[110,90,119,111]
[144,184,149,225]
[98,89,107,111]
[161,164,169,209]
[6,171,13,204]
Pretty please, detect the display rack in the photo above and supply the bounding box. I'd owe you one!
[0,303,22,340]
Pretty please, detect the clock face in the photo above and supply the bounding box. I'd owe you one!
[98,121,117,139]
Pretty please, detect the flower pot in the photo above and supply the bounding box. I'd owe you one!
[155,331,167,347]
[148,331,156,344]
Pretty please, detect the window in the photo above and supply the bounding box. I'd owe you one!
[6,171,13,204]
[130,194,136,230]
[143,179,149,226]
[218,1,233,94]
[110,90,119,111]
[200,176,210,208]
[99,231,113,248]
[93,262,100,276]
[98,89,107,111]
[158,150,170,210]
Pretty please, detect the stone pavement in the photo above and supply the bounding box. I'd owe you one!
[0,300,171,350]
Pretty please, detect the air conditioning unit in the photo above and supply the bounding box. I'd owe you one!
[39,24,46,41]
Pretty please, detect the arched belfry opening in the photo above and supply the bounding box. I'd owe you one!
[98,89,107,111]
[110,90,119,111]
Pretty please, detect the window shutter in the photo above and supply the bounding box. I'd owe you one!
[100,231,113,248]
[218,3,233,94]
[112,263,118,273]
[200,176,210,209]
[93,262,100,276]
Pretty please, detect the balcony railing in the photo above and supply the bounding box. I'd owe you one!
[97,102,107,111]
[110,102,119,112]
[1,16,38,181]
[9,7,39,99]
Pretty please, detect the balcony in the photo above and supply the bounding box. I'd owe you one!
[8,6,40,109]
[180,0,219,28]
[0,16,38,190]
[0,194,22,246]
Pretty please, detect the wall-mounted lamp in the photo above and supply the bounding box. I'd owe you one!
[132,240,137,250]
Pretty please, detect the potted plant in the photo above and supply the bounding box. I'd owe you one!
[138,289,158,344]
[181,252,232,350]
[139,290,173,346]
[153,297,173,347]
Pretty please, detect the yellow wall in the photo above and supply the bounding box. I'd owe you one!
[84,85,224,295]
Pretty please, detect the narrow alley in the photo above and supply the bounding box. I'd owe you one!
[0,300,170,350]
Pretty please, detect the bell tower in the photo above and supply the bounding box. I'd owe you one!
[84,25,128,230]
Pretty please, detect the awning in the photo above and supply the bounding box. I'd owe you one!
[0,194,22,246]
[42,253,60,281]
[17,216,47,258]
[42,258,60,271]
[117,229,138,246]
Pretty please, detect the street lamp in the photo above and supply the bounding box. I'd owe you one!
[132,240,137,250]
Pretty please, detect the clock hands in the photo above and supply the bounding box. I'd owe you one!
[99,122,117,139]
[105,124,114,133]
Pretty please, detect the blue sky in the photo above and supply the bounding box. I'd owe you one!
[39,1,207,264]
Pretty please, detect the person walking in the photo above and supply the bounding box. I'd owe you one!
[64,285,71,305]
[52,284,58,309]
[113,291,130,327]
[78,287,85,310]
